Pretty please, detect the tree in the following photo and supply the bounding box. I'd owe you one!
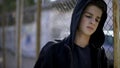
[0,0,35,26]
[0,0,35,14]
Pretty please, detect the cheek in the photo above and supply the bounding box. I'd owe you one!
[94,23,99,30]
[78,16,89,30]
[80,17,86,25]
[79,20,84,29]
[80,18,87,26]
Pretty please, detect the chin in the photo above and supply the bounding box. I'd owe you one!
[85,31,93,36]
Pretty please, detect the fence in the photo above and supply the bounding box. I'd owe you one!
[0,0,120,68]
[113,0,120,68]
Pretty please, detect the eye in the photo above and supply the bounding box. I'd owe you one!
[85,15,92,18]
[95,19,100,23]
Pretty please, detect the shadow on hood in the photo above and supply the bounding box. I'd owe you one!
[65,0,107,49]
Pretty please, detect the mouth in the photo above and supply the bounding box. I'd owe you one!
[87,26,94,30]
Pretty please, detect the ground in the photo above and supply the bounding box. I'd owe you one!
[0,49,36,68]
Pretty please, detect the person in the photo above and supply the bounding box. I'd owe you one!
[34,0,108,68]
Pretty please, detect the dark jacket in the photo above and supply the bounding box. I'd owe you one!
[34,40,107,68]
[34,0,108,68]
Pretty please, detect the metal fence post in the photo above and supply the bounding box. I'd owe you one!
[113,0,120,68]
[36,0,42,58]
[2,2,6,68]
[16,0,24,68]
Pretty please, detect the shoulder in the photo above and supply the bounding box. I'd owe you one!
[41,41,63,54]
[41,40,71,57]
[40,41,58,54]
[34,40,71,68]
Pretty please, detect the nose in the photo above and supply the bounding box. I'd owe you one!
[90,18,96,25]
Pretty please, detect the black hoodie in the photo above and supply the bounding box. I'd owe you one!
[69,0,107,49]
[34,0,108,68]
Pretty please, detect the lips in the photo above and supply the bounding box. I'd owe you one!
[87,26,94,30]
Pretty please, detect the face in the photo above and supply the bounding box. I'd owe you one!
[78,5,102,36]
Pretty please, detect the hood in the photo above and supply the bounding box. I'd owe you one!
[65,0,107,49]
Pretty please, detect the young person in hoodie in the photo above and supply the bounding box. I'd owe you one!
[34,0,108,68]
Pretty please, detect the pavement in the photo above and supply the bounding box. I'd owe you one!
[0,49,36,68]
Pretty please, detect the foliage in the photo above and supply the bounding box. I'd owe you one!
[4,0,16,12]
[0,0,35,26]
[0,0,35,13]
[24,0,35,7]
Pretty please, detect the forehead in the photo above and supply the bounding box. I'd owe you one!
[84,5,102,17]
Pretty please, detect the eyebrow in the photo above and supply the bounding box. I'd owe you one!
[84,11,101,19]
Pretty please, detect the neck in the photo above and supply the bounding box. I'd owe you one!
[74,31,90,48]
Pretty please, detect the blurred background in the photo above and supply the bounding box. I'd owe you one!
[0,0,117,68]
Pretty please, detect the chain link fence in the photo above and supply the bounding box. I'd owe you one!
[42,0,113,68]
[0,0,114,68]
[103,0,113,68]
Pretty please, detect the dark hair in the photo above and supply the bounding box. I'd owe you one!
[86,0,107,13]
[88,0,107,48]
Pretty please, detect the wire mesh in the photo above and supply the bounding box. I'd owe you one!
[103,0,113,68]
[0,0,114,68]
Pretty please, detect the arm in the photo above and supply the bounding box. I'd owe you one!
[34,42,55,68]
